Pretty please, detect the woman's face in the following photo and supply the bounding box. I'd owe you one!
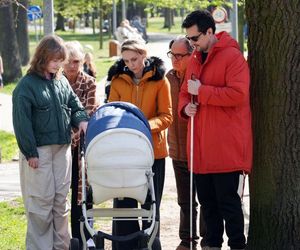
[63,56,82,78]
[122,50,146,78]
[45,58,64,75]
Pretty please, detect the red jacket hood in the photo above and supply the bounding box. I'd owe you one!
[214,31,240,50]
[191,32,240,59]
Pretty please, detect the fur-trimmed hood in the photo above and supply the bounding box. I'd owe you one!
[107,56,166,82]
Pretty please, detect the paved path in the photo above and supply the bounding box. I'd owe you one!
[0,93,14,133]
[0,162,20,202]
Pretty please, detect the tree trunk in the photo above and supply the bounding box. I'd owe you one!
[84,13,89,27]
[14,0,30,66]
[55,1,65,31]
[163,8,172,29]
[0,2,22,83]
[55,13,66,31]
[246,1,300,249]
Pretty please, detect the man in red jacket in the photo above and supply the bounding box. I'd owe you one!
[178,10,252,250]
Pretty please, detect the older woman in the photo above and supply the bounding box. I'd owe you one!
[108,39,173,250]
[63,41,98,247]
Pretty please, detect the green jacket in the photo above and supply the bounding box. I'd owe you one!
[13,73,88,159]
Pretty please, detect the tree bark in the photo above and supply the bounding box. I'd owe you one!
[163,8,172,30]
[246,1,300,249]
[0,2,22,83]
[14,0,30,66]
[55,13,66,31]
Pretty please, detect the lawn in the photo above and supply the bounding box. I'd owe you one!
[147,16,184,34]
[0,198,26,250]
[0,130,18,163]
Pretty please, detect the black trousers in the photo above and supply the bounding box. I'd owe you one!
[71,147,93,247]
[194,171,246,249]
[112,158,165,250]
[173,160,207,248]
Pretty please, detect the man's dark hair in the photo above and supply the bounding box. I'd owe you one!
[182,10,216,34]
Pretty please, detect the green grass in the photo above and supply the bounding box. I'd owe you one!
[30,32,116,82]
[147,16,184,34]
[0,198,26,250]
[0,130,18,163]
[0,83,17,95]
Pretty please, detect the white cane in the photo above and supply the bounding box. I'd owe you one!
[189,95,194,250]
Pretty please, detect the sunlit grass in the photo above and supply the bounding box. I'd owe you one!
[0,130,18,162]
[0,198,26,250]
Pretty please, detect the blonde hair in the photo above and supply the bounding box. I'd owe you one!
[28,34,67,75]
[65,41,85,61]
[121,39,147,56]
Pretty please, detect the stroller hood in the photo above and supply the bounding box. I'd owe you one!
[85,101,154,204]
[86,101,153,148]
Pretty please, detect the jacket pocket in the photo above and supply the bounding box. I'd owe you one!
[32,105,55,133]
[61,104,72,133]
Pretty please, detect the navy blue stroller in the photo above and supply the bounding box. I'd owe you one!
[69,102,158,250]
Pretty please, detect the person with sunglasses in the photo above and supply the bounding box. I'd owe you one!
[178,10,252,250]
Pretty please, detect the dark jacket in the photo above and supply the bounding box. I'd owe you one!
[13,73,88,159]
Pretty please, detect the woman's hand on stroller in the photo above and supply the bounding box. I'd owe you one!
[78,121,88,134]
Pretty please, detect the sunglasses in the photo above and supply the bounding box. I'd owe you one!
[167,51,189,60]
[186,32,203,42]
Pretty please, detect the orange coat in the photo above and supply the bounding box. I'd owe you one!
[179,32,252,174]
[109,57,173,159]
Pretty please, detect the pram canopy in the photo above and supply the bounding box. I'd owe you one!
[85,102,154,204]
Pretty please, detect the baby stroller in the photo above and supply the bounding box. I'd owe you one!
[69,102,159,250]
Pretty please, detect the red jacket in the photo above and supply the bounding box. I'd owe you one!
[178,32,252,174]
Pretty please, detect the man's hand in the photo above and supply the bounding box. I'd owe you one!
[184,103,198,117]
[78,121,88,135]
[187,79,201,95]
[28,157,39,169]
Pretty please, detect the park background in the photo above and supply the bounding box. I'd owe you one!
[1,0,300,249]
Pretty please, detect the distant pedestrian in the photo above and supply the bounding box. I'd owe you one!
[131,16,148,42]
[115,19,144,43]
[83,52,97,78]
[0,54,3,88]
[12,34,89,250]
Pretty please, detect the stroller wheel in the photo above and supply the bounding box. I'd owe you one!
[69,238,80,250]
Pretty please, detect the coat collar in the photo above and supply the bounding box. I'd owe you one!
[108,56,166,83]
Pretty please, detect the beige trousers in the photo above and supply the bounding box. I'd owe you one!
[20,144,72,250]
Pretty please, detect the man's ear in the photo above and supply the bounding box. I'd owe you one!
[207,28,213,36]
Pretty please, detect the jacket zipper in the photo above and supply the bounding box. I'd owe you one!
[136,84,139,106]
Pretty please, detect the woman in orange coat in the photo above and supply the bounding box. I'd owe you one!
[108,39,172,250]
